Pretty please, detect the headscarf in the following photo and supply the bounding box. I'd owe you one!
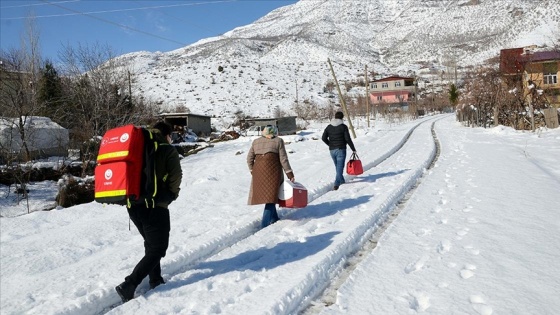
[262,125,277,139]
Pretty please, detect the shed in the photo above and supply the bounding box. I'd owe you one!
[159,113,212,136]
[244,116,297,135]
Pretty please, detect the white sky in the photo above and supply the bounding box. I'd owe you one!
[1,115,560,314]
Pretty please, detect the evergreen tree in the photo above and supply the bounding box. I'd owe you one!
[448,83,460,108]
[38,60,64,122]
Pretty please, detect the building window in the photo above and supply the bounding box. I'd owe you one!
[543,73,557,85]
[382,83,388,88]
[372,83,377,89]
[394,82,401,87]
[377,96,382,101]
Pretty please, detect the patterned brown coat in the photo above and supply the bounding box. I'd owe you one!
[247,136,294,205]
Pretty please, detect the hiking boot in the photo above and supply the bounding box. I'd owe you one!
[333,185,339,191]
[115,280,137,303]
[149,278,165,290]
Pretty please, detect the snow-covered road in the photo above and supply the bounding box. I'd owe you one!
[3,114,559,315]
[105,115,440,314]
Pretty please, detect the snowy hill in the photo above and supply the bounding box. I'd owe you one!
[114,0,560,120]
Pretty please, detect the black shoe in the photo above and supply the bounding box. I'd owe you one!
[116,281,137,303]
[333,185,339,190]
[149,278,165,290]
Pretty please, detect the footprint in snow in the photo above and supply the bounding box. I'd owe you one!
[403,291,430,312]
[460,264,477,279]
[437,282,449,288]
[437,240,451,254]
[456,228,469,236]
[415,229,432,237]
[470,295,493,315]
[405,255,429,274]
[432,206,442,213]
[462,205,473,213]
[466,217,478,224]
[464,245,480,255]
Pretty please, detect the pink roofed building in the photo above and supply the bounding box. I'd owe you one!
[369,76,417,107]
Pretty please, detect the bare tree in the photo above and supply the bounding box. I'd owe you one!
[0,16,44,161]
[292,99,320,122]
[58,42,156,156]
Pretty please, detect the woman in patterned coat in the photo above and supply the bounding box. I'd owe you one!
[247,125,295,227]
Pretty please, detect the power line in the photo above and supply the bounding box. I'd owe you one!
[1,0,237,20]
[35,0,189,46]
[0,0,79,9]
[131,0,217,35]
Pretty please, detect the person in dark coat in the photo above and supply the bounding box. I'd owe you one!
[322,111,357,190]
[115,121,182,303]
[247,125,295,228]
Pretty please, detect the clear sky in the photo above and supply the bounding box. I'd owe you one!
[0,0,298,62]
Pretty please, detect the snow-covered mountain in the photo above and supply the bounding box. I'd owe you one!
[115,0,560,120]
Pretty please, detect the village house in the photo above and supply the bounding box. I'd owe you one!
[500,46,560,108]
[369,76,417,108]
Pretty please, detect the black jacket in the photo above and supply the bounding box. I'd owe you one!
[322,119,356,151]
[152,131,182,208]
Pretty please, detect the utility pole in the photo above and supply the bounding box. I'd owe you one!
[528,82,535,131]
[365,65,370,128]
[295,79,299,106]
[327,58,356,138]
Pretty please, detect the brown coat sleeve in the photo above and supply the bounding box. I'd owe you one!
[277,138,293,176]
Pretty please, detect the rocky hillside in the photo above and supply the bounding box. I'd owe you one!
[114,0,560,122]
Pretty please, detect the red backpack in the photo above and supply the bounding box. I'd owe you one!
[94,124,157,207]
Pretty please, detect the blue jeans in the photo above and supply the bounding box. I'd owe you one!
[330,149,347,186]
[262,203,279,228]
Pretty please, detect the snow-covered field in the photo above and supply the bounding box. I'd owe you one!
[1,115,559,315]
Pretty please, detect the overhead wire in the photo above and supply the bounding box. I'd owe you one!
[35,0,189,46]
[1,0,237,20]
[0,0,79,9]
[130,0,218,35]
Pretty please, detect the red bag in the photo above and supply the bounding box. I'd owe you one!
[346,153,363,175]
[94,125,146,205]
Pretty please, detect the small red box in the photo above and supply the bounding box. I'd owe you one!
[278,181,308,208]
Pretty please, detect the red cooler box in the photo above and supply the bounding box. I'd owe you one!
[278,181,308,208]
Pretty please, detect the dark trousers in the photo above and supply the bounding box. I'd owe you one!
[125,205,170,286]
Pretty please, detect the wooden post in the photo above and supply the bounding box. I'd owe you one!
[327,58,356,138]
[528,95,535,131]
[365,65,370,128]
[527,79,535,131]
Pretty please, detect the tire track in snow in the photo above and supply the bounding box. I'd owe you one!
[301,118,444,314]
[98,116,440,314]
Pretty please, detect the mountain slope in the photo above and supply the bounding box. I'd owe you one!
[115,0,559,121]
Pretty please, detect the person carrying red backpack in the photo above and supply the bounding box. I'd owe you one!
[115,121,182,303]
